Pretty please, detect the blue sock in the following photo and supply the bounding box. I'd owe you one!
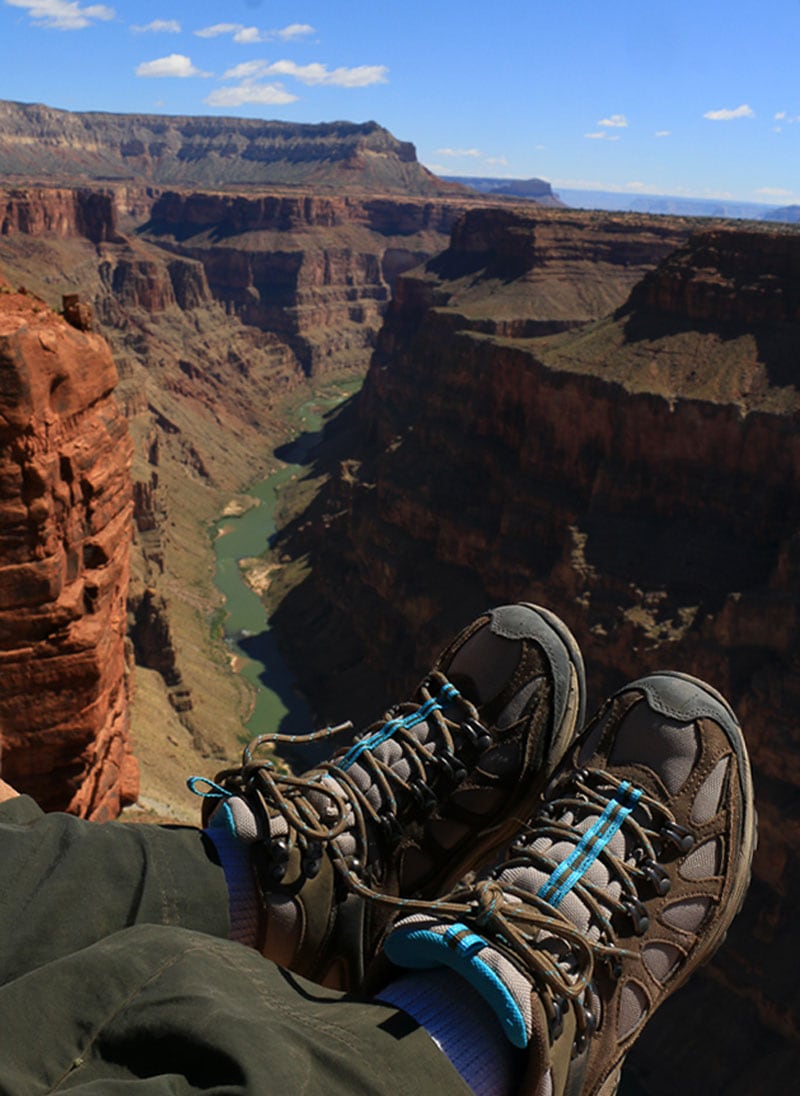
[205,813,260,946]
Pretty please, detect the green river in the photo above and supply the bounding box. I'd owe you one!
[212,385,357,754]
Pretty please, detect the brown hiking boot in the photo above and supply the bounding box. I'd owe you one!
[383,672,757,1094]
[195,603,585,990]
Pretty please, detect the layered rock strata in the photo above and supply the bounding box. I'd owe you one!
[140,191,466,375]
[270,215,800,1092]
[0,279,136,819]
[0,100,463,195]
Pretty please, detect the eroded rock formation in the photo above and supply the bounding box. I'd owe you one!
[0,278,136,819]
[269,213,800,1091]
[0,100,463,195]
[140,191,467,375]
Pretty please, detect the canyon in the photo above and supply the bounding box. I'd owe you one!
[267,210,800,1093]
[0,167,691,816]
[2,100,798,1089]
[0,105,481,815]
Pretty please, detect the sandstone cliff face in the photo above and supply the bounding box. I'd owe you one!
[630,225,800,325]
[0,282,136,820]
[141,191,466,375]
[270,215,800,1091]
[1,186,119,244]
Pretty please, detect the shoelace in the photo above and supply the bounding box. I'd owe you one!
[465,766,690,1044]
[192,671,486,888]
[359,766,692,1050]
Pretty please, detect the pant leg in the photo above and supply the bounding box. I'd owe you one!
[1,923,469,1096]
[0,795,229,985]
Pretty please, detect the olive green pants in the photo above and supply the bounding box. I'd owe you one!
[0,795,466,1095]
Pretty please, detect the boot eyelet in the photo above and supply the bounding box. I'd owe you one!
[461,718,492,752]
[439,751,468,785]
[621,894,650,935]
[409,779,438,816]
[641,858,671,896]
[661,822,694,853]
[302,841,323,879]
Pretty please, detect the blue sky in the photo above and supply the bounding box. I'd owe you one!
[1,0,799,204]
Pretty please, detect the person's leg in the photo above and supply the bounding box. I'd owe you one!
[0,793,229,985]
[0,922,468,1096]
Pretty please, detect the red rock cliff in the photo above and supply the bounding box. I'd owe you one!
[0,280,136,820]
[1,186,119,244]
[141,190,470,375]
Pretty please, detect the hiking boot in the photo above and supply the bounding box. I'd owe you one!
[383,672,757,1095]
[194,603,586,990]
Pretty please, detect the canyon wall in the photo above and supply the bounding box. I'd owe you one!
[0,278,136,820]
[269,212,800,1092]
[140,190,466,375]
[0,180,474,812]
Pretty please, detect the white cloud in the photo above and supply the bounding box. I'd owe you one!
[703,104,755,121]
[223,61,264,80]
[775,111,787,120]
[233,26,263,43]
[655,130,671,138]
[624,181,662,193]
[277,23,314,40]
[435,147,482,157]
[755,186,793,197]
[262,60,388,87]
[205,83,298,107]
[195,23,240,38]
[136,53,210,78]
[195,22,316,44]
[598,113,628,128]
[131,19,180,33]
[6,0,114,30]
[221,59,388,88]
[585,132,606,140]
[485,156,509,166]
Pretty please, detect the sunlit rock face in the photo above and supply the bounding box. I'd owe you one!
[0,277,136,820]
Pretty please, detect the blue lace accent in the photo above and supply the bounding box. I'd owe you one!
[186,776,233,800]
[337,683,460,771]
[537,780,642,908]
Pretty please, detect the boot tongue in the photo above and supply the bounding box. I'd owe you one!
[502,779,647,941]
[306,705,449,862]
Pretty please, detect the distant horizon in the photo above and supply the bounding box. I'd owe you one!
[442,173,798,216]
[2,1,799,206]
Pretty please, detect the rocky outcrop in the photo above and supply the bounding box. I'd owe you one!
[0,100,465,195]
[629,226,800,325]
[1,186,120,244]
[0,281,136,820]
[269,216,800,1091]
[141,191,468,374]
